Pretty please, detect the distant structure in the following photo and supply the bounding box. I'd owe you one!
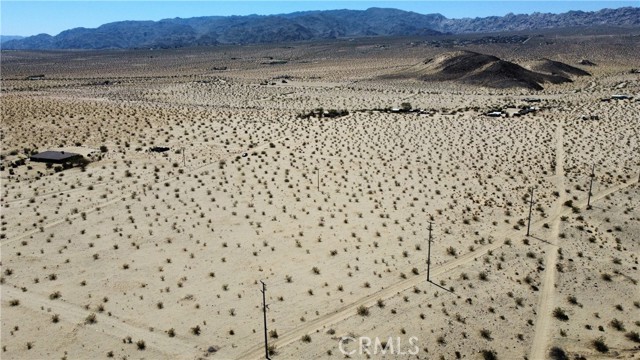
[485,111,504,117]
[30,151,82,164]
[516,107,539,116]
[611,94,633,100]
[150,146,170,153]
[601,94,634,102]
[26,74,45,80]
[523,98,541,103]
[579,59,597,66]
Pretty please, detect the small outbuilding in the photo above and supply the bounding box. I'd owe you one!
[30,151,83,164]
[150,146,170,153]
[611,94,633,100]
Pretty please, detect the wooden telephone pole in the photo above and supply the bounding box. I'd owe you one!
[427,221,433,282]
[260,281,270,360]
[526,188,535,237]
[587,164,595,209]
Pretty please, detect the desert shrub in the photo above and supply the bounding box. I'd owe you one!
[553,307,569,321]
[480,349,497,360]
[549,346,568,360]
[625,331,640,343]
[478,271,488,281]
[480,329,492,340]
[301,334,311,343]
[136,340,145,350]
[191,325,201,335]
[85,313,97,324]
[610,319,625,331]
[357,305,370,316]
[592,337,608,352]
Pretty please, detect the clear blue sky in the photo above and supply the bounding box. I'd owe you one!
[2,1,637,36]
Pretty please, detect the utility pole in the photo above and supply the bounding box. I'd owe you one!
[587,164,595,209]
[317,169,320,191]
[526,188,534,237]
[427,221,433,282]
[260,280,270,360]
[182,147,186,167]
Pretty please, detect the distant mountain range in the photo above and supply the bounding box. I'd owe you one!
[1,35,24,44]
[3,7,639,50]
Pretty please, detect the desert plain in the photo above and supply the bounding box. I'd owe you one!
[1,31,639,360]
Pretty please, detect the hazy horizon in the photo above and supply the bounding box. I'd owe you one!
[2,1,638,37]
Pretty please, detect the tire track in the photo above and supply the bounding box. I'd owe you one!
[3,182,108,205]
[0,133,293,247]
[530,120,565,360]
[237,136,638,360]
[2,286,199,357]
[2,111,355,247]
[236,235,510,360]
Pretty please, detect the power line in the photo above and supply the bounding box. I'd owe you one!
[526,188,535,237]
[587,164,595,209]
[427,221,433,282]
[260,280,271,360]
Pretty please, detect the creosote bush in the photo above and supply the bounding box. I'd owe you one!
[85,313,97,324]
[357,305,370,316]
[553,307,569,321]
[592,337,608,353]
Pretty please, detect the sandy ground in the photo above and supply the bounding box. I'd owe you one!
[1,33,639,360]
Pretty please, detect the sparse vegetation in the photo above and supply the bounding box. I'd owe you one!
[592,337,609,353]
[553,307,569,321]
[85,313,97,324]
[0,33,636,360]
[357,305,370,316]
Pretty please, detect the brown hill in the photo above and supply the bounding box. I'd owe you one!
[529,58,592,77]
[388,50,573,90]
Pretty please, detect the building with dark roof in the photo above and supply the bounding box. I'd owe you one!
[30,151,83,164]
